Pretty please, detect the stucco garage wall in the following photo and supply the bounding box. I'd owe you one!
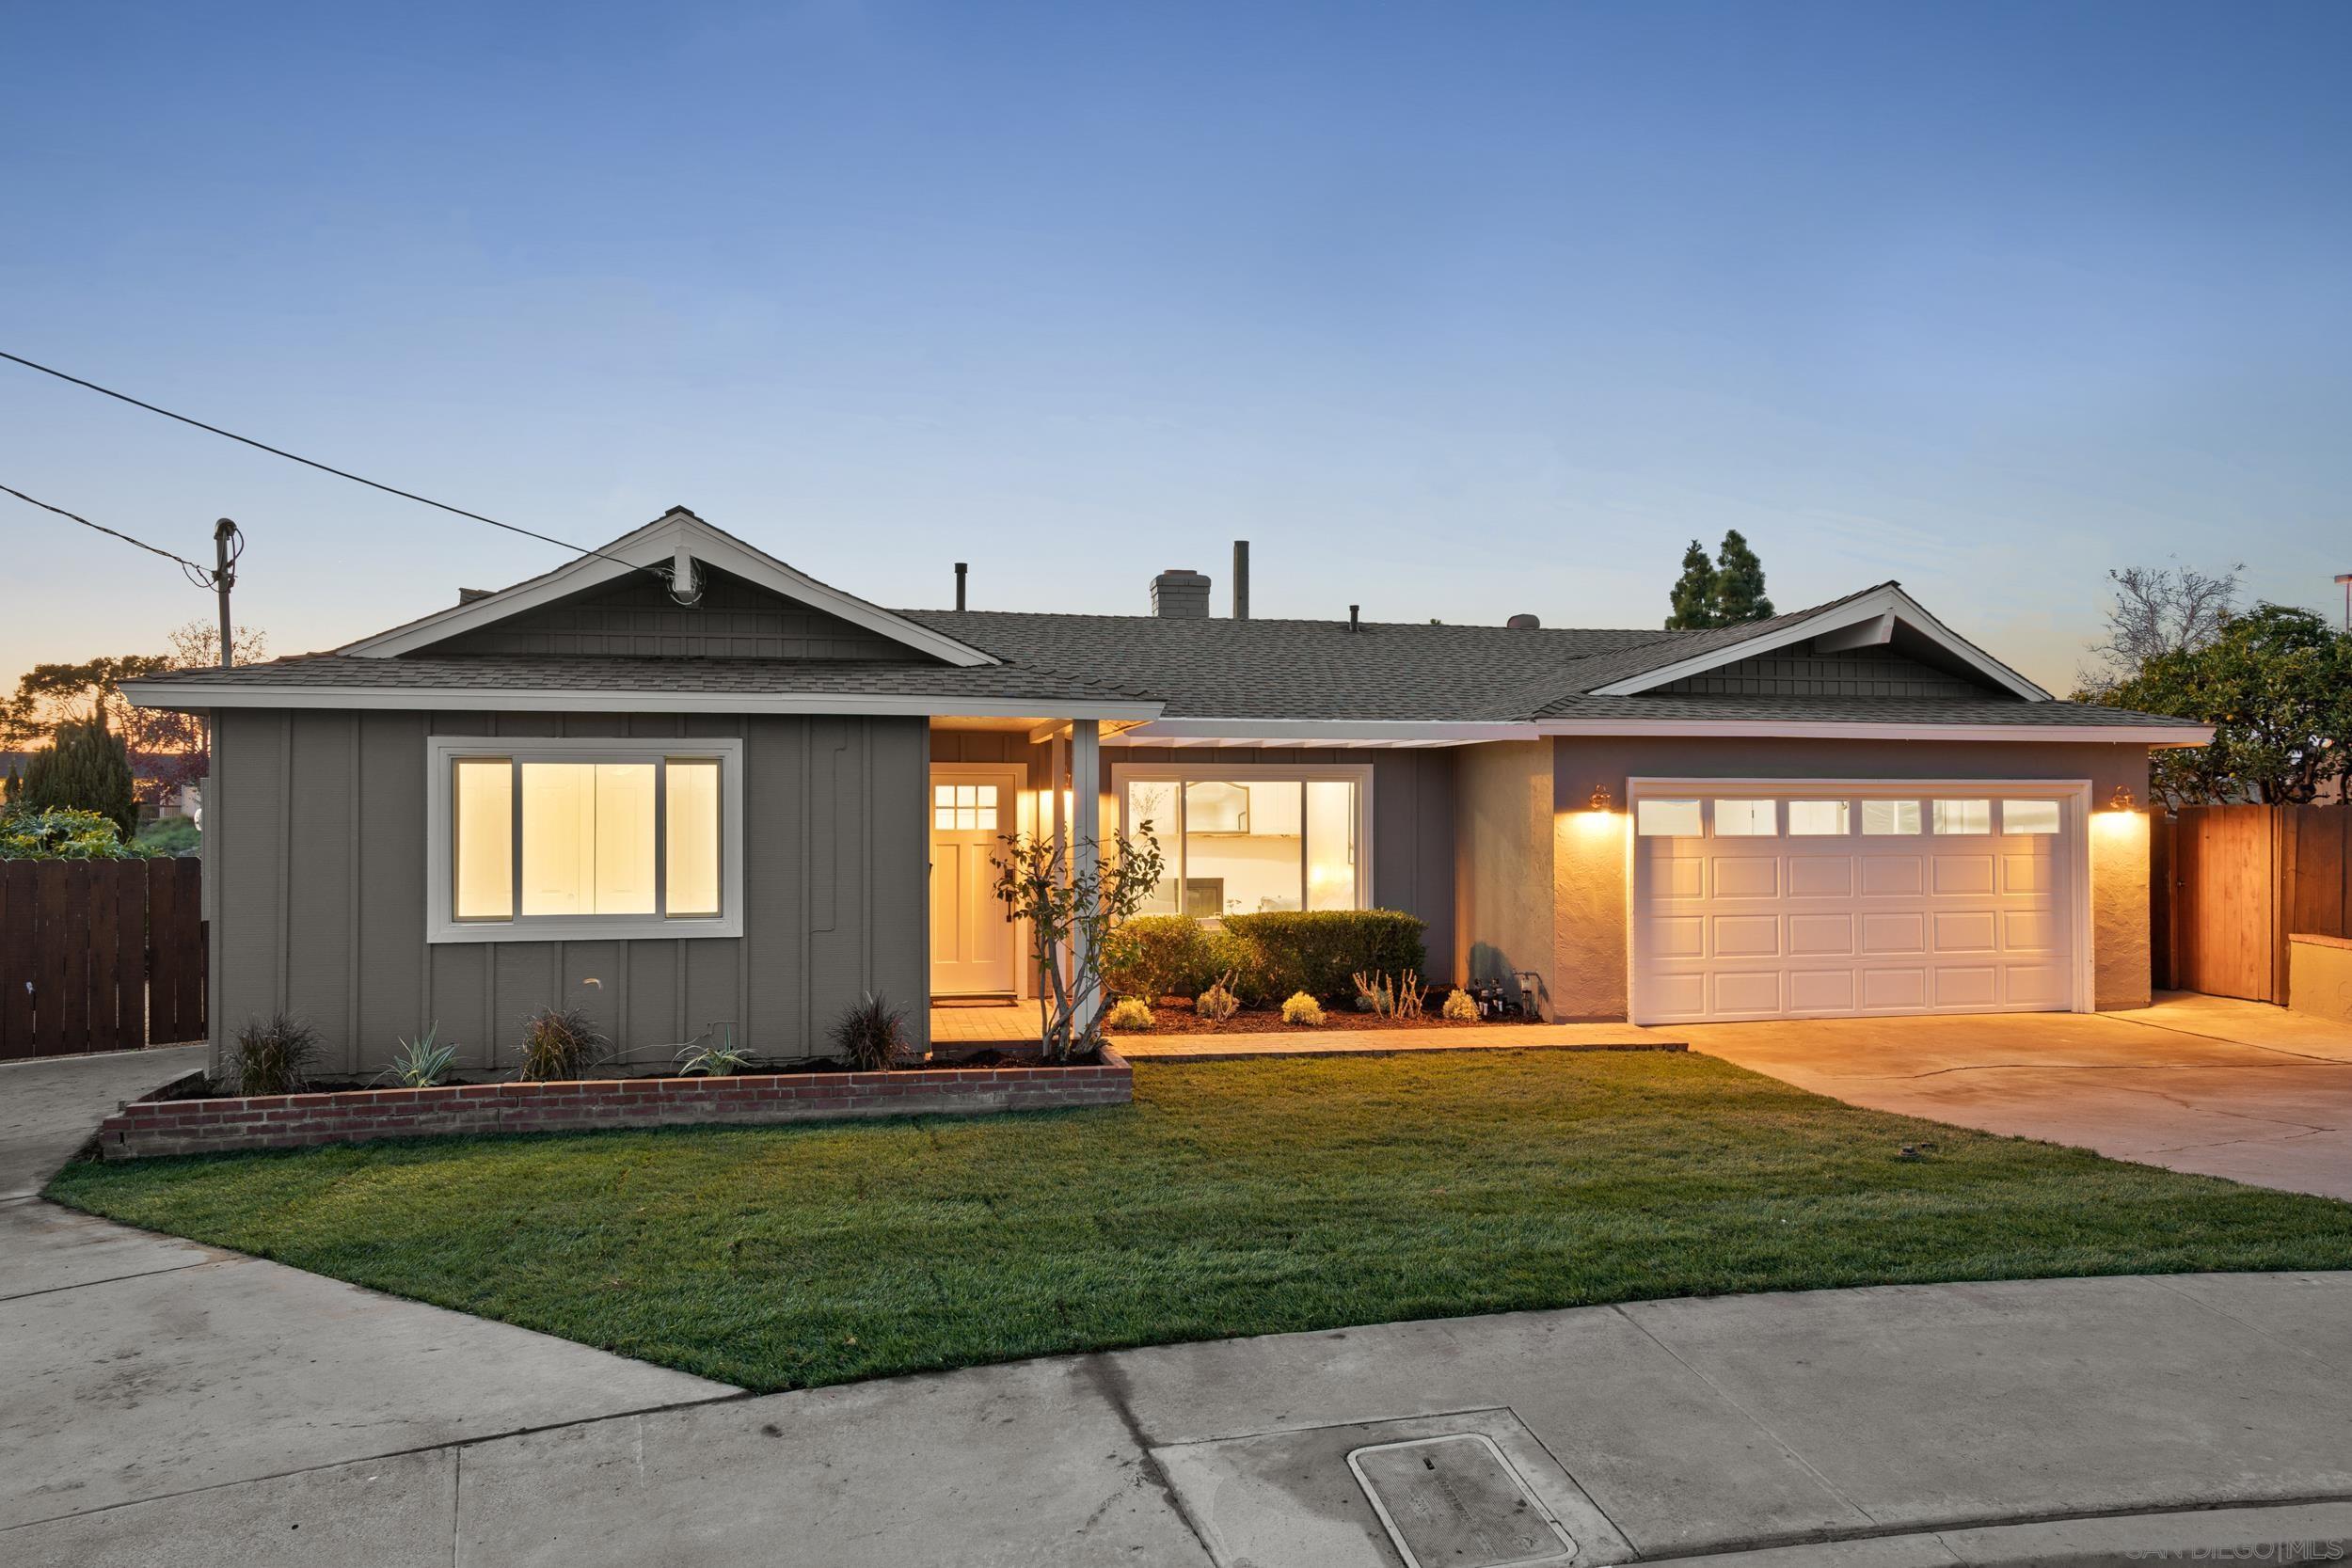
[1547,736,2155,1020]
[209,708,930,1078]
[1451,740,1558,1009]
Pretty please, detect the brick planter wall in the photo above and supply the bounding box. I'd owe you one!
[95,1051,1132,1161]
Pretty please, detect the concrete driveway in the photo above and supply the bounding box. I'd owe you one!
[1686,992,2352,1200]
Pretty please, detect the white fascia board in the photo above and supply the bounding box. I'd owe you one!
[1537,717,2213,746]
[1589,586,2053,702]
[1107,719,1539,747]
[341,512,998,668]
[121,681,1160,721]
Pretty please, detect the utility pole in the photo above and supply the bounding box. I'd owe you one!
[214,518,238,666]
[2337,573,2352,633]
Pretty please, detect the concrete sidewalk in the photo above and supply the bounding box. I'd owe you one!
[0,1047,738,1539]
[8,1270,2350,1565]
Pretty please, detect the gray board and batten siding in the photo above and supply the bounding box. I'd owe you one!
[208,707,930,1077]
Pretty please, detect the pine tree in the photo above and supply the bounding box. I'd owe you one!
[21,710,137,842]
[1710,531,1775,624]
[1664,540,1720,629]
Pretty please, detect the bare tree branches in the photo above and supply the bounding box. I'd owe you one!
[2076,561,2243,695]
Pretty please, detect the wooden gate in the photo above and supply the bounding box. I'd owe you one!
[2153,805,2352,1005]
[0,859,205,1058]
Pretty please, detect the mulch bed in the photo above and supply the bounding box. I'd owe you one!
[1116,1003,1541,1037]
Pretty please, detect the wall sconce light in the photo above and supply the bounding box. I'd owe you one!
[1588,784,1614,813]
[2107,784,2137,812]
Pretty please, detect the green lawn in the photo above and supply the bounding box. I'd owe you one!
[47,1051,2352,1391]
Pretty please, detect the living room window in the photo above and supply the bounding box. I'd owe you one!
[1114,763,1372,920]
[430,737,743,942]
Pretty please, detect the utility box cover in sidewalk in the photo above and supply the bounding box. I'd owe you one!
[1152,1409,1629,1568]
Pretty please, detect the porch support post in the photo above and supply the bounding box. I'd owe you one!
[1048,726,1070,998]
[1070,718,1102,1037]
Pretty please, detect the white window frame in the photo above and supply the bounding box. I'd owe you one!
[1110,760,1375,921]
[426,736,745,944]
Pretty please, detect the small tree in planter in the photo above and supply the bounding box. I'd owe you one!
[992,826,1164,1061]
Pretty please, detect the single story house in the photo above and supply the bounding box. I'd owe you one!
[126,508,2209,1076]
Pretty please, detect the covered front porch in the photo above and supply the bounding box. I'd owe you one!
[922,715,1111,1049]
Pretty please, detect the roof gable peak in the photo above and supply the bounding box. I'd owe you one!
[342,509,997,668]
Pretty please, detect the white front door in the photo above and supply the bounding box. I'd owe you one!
[930,765,1023,997]
[1631,784,2085,1024]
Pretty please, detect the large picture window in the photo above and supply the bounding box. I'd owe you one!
[1114,764,1372,920]
[429,738,742,942]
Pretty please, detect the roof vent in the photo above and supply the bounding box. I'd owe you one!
[457,587,496,605]
[1152,569,1212,619]
[1507,613,1540,629]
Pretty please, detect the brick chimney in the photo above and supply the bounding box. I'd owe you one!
[1151,569,1211,618]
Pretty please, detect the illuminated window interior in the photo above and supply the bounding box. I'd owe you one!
[1120,773,1362,919]
[450,754,724,926]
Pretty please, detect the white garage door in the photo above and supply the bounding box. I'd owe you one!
[1631,785,2082,1024]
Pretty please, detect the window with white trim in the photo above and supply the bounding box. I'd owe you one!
[1115,764,1371,920]
[430,738,743,942]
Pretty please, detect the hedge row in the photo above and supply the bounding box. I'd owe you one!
[1103,910,1429,1006]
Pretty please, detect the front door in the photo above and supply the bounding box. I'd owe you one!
[930,765,1023,997]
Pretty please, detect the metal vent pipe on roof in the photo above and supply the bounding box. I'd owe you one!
[955,562,968,611]
[1348,604,1360,633]
[1232,541,1249,620]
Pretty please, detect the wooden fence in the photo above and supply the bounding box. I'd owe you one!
[2152,805,2352,1005]
[0,859,205,1059]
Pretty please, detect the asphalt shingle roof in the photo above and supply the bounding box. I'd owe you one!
[128,581,2198,735]
[138,655,1154,705]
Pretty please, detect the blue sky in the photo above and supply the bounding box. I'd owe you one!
[4,0,2348,692]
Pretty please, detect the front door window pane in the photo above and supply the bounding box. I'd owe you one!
[1862,800,1922,835]
[1186,779,1302,917]
[666,760,722,917]
[453,758,513,919]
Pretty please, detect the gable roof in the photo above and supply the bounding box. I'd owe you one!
[1553,582,2052,703]
[342,508,998,669]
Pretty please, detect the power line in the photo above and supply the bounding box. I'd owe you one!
[0,482,226,591]
[0,348,671,586]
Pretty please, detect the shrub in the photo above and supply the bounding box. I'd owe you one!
[1280,991,1325,1027]
[1195,980,1240,1021]
[1104,915,1216,999]
[379,1024,458,1087]
[233,1012,320,1095]
[20,713,138,843]
[0,806,145,861]
[1104,996,1154,1033]
[135,816,199,856]
[676,1035,756,1076]
[829,992,906,1070]
[518,1006,606,1081]
[1441,988,1479,1022]
[1222,911,1426,1003]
